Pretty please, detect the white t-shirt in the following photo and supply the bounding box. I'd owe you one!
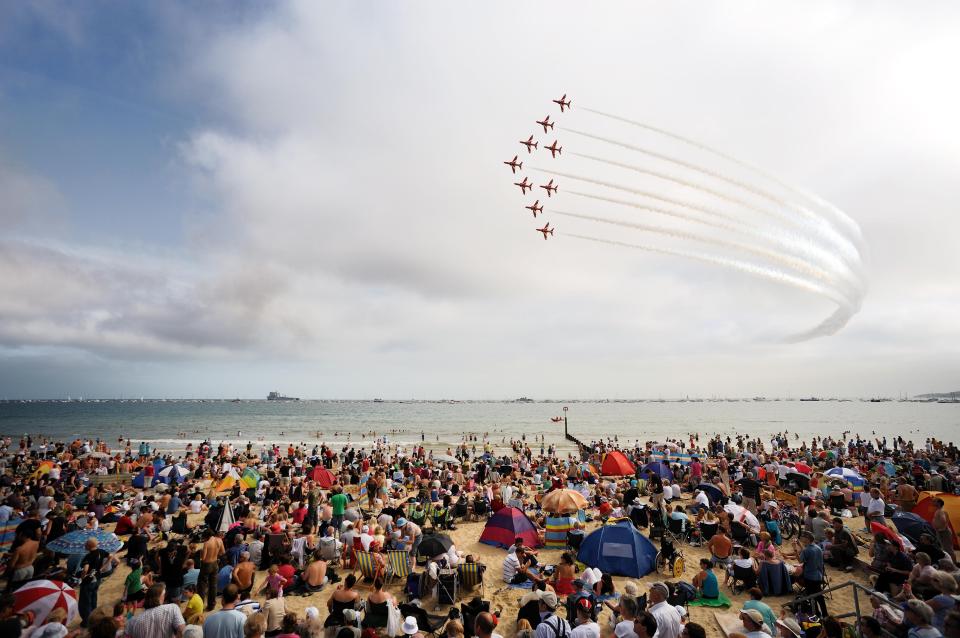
[650,601,682,638]
[615,619,639,638]
[572,622,600,638]
[867,497,885,517]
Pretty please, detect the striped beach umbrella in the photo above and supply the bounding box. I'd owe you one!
[14,580,78,626]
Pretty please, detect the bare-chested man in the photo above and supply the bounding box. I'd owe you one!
[232,551,256,598]
[199,530,225,611]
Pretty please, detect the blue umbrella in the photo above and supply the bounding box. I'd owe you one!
[46,529,123,555]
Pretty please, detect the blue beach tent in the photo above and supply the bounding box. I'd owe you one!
[577,519,657,578]
[641,462,673,481]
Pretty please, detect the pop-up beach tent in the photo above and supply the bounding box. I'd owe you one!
[479,506,541,549]
[601,451,635,476]
[576,519,656,578]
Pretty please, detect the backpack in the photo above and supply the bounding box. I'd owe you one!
[668,581,697,606]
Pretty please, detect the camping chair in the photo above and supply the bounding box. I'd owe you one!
[458,562,485,598]
[731,564,758,593]
[460,597,490,638]
[171,512,190,537]
[698,521,718,542]
[629,505,649,529]
[667,517,692,544]
[409,504,428,528]
[354,550,383,585]
[431,507,450,531]
[649,509,666,540]
[452,499,469,521]
[758,561,792,596]
[829,493,847,515]
[730,521,751,546]
[470,498,489,521]
[399,602,447,637]
[386,549,411,584]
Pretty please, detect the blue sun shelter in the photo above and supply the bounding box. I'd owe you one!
[577,519,657,578]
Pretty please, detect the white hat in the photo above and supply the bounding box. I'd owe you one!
[402,616,419,635]
[305,607,319,619]
[674,605,688,618]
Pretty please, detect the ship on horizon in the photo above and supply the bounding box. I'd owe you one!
[267,391,299,401]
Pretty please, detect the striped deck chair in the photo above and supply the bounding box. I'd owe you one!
[544,515,575,549]
[0,518,21,554]
[386,549,411,584]
[458,562,485,598]
[354,550,383,586]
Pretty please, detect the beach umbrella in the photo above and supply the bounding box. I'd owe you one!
[157,464,190,484]
[785,472,811,491]
[417,533,453,557]
[46,529,123,556]
[877,461,896,477]
[697,483,724,505]
[579,463,599,476]
[310,466,336,488]
[724,502,760,531]
[870,522,905,551]
[541,489,588,514]
[241,467,261,489]
[13,580,78,626]
[432,454,459,464]
[792,462,812,474]
[825,467,862,481]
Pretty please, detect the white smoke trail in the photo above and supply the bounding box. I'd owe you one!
[550,209,849,295]
[565,233,858,340]
[530,166,743,225]
[561,131,864,275]
[562,189,863,296]
[577,105,864,247]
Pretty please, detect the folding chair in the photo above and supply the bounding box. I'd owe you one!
[386,549,411,584]
[457,562,485,598]
[667,517,691,544]
[730,564,757,593]
[354,550,383,586]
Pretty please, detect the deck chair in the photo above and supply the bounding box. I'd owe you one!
[731,563,757,593]
[458,562,485,598]
[431,507,449,531]
[409,505,428,528]
[355,550,383,585]
[386,549,411,584]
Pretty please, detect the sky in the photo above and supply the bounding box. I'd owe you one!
[0,1,958,400]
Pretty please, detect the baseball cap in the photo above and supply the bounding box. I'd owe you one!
[740,609,764,625]
[536,590,558,609]
[576,598,593,612]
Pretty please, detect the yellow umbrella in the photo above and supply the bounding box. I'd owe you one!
[541,488,588,514]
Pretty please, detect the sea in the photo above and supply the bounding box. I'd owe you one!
[0,399,957,456]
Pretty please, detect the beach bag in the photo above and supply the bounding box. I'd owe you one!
[386,601,402,637]
[668,581,697,606]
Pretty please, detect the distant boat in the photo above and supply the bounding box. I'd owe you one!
[514,397,534,403]
[799,397,821,402]
[373,398,384,403]
[267,391,299,401]
[231,398,241,403]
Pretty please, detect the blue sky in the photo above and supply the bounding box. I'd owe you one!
[0,1,958,399]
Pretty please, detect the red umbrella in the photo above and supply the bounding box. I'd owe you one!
[311,466,337,488]
[14,580,78,626]
[793,462,812,474]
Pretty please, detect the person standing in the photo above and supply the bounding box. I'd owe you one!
[203,584,247,638]
[797,532,828,618]
[78,537,110,626]
[199,529,226,612]
[126,584,186,638]
[932,498,957,562]
[330,488,348,535]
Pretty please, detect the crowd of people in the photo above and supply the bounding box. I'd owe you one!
[0,429,957,638]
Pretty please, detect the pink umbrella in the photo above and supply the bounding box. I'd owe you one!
[13,580,78,626]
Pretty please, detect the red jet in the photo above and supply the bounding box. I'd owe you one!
[514,177,533,194]
[520,135,538,153]
[537,222,555,240]
[553,94,571,112]
[525,200,543,218]
[503,155,522,174]
[540,179,558,197]
[546,140,562,158]
[536,115,554,133]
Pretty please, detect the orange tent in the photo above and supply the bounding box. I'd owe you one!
[912,491,960,549]
[600,450,636,476]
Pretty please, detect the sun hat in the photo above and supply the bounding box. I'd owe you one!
[305,607,319,619]
[536,590,558,609]
[776,618,803,638]
[401,616,419,635]
[396,517,407,527]
[740,609,764,626]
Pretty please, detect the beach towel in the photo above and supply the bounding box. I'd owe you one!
[689,591,732,608]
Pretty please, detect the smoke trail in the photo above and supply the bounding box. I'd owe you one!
[562,134,863,274]
[577,105,864,245]
[550,209,850,295]
[563,189,863,295]
[565,233,857,340]
[529,166,743,225]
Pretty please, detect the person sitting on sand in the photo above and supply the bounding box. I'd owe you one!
[502,547,544,585]
[692,559,719,599]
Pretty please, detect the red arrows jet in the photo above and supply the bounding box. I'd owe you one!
[540,179,558,197]
[536,115,554,133]
[525,200,543,218]
[514,177,533,194]
[553,94,571,112]
[519,135,538,153]
[503,155,522,174]
[536,222,555,240]
[545,140,562,158]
